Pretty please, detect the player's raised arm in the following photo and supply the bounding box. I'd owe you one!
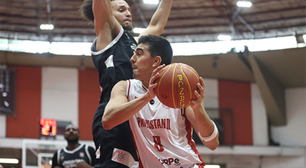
[93,0,122,51]
[140,0,173,37]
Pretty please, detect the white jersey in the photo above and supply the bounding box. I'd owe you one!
[126,79,205,168]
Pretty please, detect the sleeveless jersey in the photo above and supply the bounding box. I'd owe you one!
[91,27,136,104]
[126,79,205,168]
[55,144,94,168]
[91,27,138,167]
[91,27,136,132]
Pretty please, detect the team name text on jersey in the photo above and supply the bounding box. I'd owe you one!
[137,117,170,130]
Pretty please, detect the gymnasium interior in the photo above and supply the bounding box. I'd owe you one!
[0,0,305,168]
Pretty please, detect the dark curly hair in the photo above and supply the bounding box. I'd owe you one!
[80,0,119,23]
[80,0,94,23]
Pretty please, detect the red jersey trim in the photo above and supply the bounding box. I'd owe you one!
[185,116,205,166]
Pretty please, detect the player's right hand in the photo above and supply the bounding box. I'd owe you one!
[148,64,165,98]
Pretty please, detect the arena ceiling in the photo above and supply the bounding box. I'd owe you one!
[0,0,305,89]
[0,0,305,43]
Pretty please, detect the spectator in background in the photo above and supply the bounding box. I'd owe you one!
[51,124,96,168]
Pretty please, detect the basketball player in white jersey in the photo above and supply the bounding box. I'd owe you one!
[103,35,219,168]
[80,0,173,167]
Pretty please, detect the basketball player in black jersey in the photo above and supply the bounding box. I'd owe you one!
[80,0,173,167]
[51,124,96,168]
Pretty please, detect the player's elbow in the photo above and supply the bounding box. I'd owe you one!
[154,28,164,36]
[209,141,219,151]
[207,139,220,151]
[204,136,220,151]
[102,117,114,130]
[145,25,164,36]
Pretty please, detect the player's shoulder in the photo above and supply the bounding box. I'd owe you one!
[80,143,93,150]
[117,80,128,87]
[129,79,141,84]
[126,79,143,88]
[83,144,96,156]
[87,145,95,150]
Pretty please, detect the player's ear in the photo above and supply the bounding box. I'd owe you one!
[153,56,162,66]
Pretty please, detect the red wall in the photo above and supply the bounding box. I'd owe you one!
[5,67,100,140]
[218,80,253,145]
[6,66,42,138]
[78,69,100,140]
[3,65,254,145]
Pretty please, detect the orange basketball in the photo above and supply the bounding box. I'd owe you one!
[154,63,200,108]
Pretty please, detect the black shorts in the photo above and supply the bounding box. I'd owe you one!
[92,103,138,168]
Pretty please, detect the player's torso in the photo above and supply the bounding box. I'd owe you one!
[91,29,136,86]
[91,28,136,123]
[127,79,204,168]
[58,144,91,168]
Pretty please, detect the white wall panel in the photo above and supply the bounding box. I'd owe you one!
[0,114,5,137]
[251,83,269,146]
[203,78,219,118]
[41,67,79,126]
[271,88,306,146]
[203,78,218,108]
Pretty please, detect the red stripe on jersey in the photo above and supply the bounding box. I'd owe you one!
[184,108,205,166]
[138,157,143,168]
[142,84,147,91]
[197,164,204,168]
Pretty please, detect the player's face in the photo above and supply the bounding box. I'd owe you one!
[64,125,79,142]
[130,43,156,81]
[111,0,133,31]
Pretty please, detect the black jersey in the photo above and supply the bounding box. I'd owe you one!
[51,144,96,168]
[91,27,136,132]
[91,27,136,104]
[91,27,138,167]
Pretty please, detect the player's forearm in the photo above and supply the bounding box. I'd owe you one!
[93,0,114,34]
[193,105,215,136]
[193,105,220,150]
[102,93,152,130]
[148,0,173,35]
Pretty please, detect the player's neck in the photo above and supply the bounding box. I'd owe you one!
[142,81,149,89]
[67,142,80,150]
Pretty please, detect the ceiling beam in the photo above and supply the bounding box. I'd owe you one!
[248,55,287,126]
[1,6,305,21]
[208,0,237,35]
[2,13,306,29]
[0,24,305,38]
[237,15,255,34]
[130,0,148,27]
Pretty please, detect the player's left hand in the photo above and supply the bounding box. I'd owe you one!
[190,77,205,109]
